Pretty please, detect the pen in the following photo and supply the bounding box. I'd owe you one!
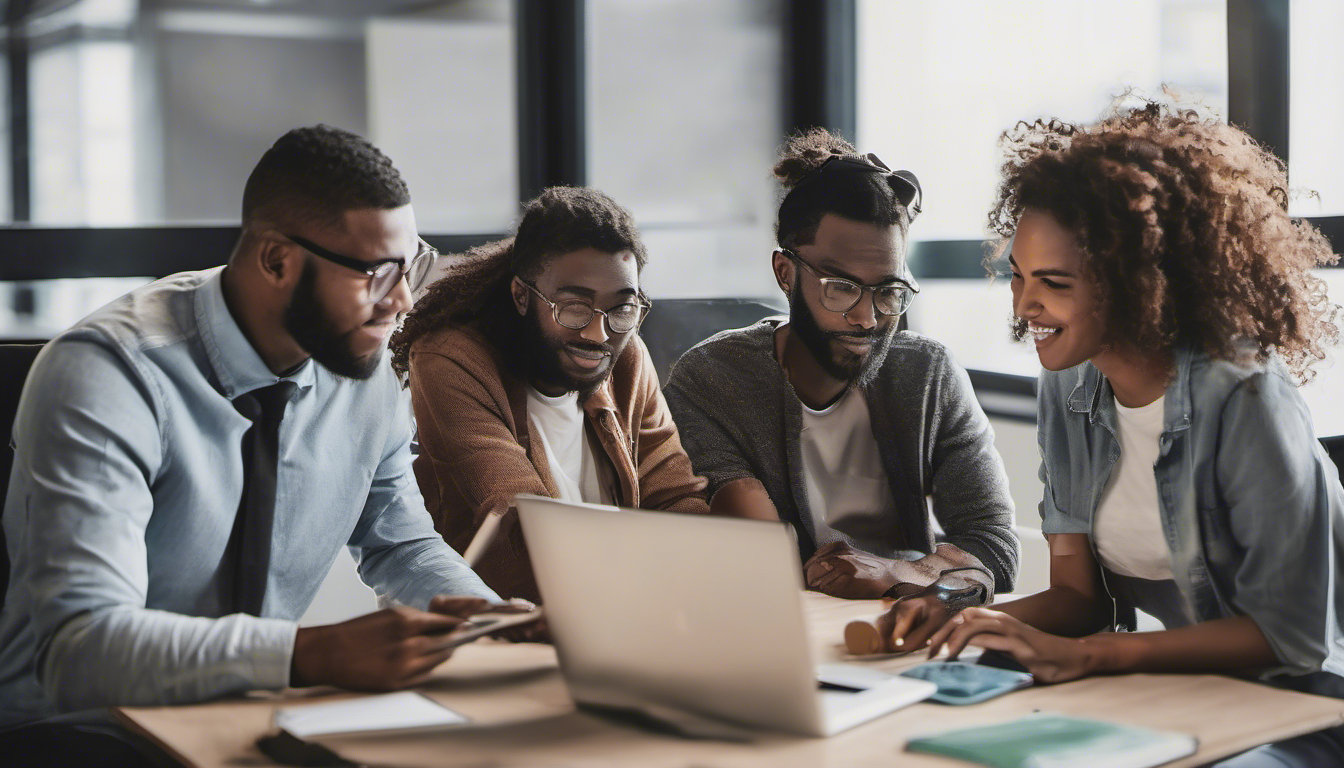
[462,508,508,567]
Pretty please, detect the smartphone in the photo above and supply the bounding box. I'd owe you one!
[975,648,1032,674]
[432,609,543,651]
[900,661,1033,705]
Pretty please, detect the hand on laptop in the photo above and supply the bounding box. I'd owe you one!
[429,596,550,643]
[290,606,476,691]
[804,541,912,598]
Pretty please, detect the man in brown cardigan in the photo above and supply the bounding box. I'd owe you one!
[390,188,710,602]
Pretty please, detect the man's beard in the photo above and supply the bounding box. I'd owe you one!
[283,263,384,380]
[789,282,895,388]
[520,302,615,398]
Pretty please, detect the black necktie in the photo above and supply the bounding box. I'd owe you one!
[228,382,294,616]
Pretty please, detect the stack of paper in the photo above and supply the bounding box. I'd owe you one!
[274,692,470,739]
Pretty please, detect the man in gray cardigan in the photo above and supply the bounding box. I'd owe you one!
[665,131,1017,645]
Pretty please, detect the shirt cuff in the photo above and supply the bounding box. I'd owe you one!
[249,618,300,690]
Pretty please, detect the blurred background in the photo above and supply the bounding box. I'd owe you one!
[1,0,1341,615]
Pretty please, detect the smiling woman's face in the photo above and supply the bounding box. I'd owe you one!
[1009,209,1107,371]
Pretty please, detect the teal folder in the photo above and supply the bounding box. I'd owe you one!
[905,712,1198,768]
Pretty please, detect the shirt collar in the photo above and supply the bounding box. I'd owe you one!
[195,267,316,400]
[1067,347,1194,433]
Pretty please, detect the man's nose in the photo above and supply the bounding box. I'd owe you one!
[377,275,414,317]
[579,313,610,345]
[844,292,878,330]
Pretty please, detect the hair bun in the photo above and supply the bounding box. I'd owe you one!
[773,127,859,189]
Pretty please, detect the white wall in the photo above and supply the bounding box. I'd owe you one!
[987,417,1050,596]
[300,549,378,626]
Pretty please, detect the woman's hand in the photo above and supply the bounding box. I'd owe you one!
[860,595,956,653]
[925,607,1101,684]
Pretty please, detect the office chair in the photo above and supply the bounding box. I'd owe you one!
[638,298,782,383]
[1,344,45,612]
[1320,435,1344,483]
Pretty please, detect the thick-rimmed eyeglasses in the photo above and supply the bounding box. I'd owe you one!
[284,233,439,305]
[781,249,918,316]
[519,280,651,334]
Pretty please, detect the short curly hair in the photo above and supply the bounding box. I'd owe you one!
[242,124,410,229]
[390,186,646,377]
[773,128,913,250]
[989,101,1340,381]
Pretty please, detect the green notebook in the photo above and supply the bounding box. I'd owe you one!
[905,713,1198,768]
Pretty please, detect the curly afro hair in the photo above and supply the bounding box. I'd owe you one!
[241,124,410,230]
[390,186,646,377]
[989,100,1340,381]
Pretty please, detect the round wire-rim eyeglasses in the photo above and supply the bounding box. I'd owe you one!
[518,279,651,334]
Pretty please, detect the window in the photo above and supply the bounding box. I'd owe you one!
[21,1,517,228]
[1289,0,1344,217]
[587,0,784,300]
[856,0,1228,374]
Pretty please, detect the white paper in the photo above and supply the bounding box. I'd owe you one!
[275,692,470,738]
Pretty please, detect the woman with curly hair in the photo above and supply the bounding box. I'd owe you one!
[872,102,1344,765]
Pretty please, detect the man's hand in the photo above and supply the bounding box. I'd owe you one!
[803,541,907,598]
[925,607,1098,684]
[428,596,550,643]
[290,607,472,691]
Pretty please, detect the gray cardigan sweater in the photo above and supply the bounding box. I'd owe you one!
[664,318,1019,591]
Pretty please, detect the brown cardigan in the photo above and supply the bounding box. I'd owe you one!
[407,324,709,601]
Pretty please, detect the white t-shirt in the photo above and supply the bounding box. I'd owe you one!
[526,387,612,505]
[800,387,897,554]
[1093,395,1174,580]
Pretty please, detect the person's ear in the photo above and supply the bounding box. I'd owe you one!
[772,249,795,296]
[510,276,530,316]
[256,235,299,289]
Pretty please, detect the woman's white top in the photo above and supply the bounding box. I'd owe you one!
[1093,394,1174,580]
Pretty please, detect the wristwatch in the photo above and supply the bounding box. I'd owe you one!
[885,565,992,611]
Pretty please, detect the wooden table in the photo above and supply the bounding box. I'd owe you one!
[117,593,1344,767]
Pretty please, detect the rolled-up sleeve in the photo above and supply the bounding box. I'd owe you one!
[348,388,500,608]
[1215,371,1341,676]
[18,338,297,710]
[926,350,1020,592]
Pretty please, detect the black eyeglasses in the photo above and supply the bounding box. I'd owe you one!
[519,280,651,334]
[781,249,918,317]
[284,233,439,305]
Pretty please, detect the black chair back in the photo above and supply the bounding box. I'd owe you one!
[1,344,45,612]
[1321,435,1344,483]
[638,298,782,383]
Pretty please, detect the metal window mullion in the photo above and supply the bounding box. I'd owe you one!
[784,0,856,141]
[515,0,586,203]
[5,0,32,222]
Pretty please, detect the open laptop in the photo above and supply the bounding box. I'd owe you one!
[514,494,936,737]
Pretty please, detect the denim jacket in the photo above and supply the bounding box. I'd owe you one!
[1037,347,1344,683]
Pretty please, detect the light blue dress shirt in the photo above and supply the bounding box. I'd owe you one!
[0,268,498,726]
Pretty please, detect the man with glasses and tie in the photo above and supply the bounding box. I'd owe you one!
[0,125,509,766]
[390,186,713,603]
[665,129,1019,647]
